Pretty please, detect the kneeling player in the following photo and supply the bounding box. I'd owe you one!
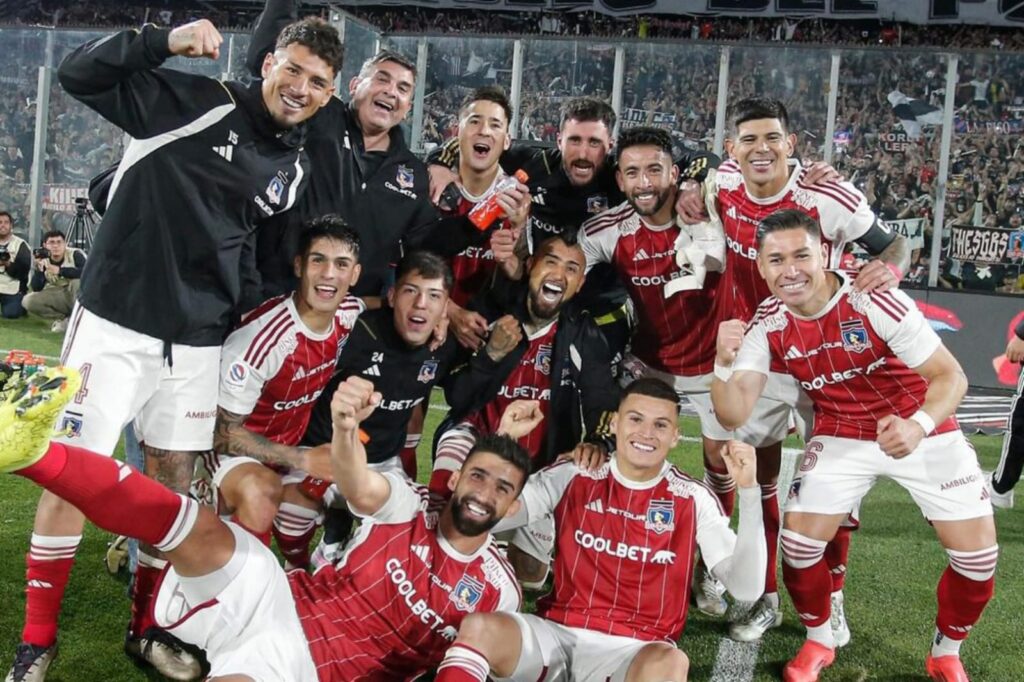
[711,209,996,682]
[434,378,766,682]
[1,372,538,681]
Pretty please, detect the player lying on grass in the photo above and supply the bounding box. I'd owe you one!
[433,377,766,682]
[711,208,996,682]
[0,371,543,681]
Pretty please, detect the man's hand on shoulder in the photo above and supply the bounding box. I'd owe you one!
[168,19,223,60]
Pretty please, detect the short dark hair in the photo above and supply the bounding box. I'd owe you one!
[42,229,66,242]
[729,97,790,134]
[395,251,453,293]
[359,49,417,80]
[616,126,674,160]
[620,377,680,414]
[460,85,513,128]
[534,228,581,255]
[275,17,344,77]
[756,209,821,247]
[297,214,360,259]
[464,433,531,492]
[559,97,616,133]
[0,211,12,223]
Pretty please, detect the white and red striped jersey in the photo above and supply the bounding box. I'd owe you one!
[579,202,719,376]
[437,173,507,308]
[467,320,558,458]
[518,458,736,642]
[290,473,520,681]
[713,159,877,322]
[734,271,958,441]
[218,294,364,446]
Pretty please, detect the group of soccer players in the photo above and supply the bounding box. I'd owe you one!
[0,3,1000,682]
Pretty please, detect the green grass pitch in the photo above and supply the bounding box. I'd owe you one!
[1,316,1022,681]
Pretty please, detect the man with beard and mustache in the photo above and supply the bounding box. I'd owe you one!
[0,370,535,681]
[430,233,620,589]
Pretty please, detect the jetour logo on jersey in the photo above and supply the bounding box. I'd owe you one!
[450,575,485,612]
[645,499,675,534]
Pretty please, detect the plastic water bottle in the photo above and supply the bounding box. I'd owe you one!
[468,169,530,230]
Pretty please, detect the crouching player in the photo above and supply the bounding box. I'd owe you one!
[711,209,996,682]
[434,377,766,682]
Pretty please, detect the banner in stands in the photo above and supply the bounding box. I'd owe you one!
[355,0,1024,26]
[880,131,911,153]
[41,186,88,213]
[948,224,1016,264]
[621,107,677,130]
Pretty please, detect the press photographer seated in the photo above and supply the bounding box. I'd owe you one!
[23,230,86,333]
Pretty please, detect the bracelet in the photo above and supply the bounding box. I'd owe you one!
[908,410,936,436]
[713,362,733,382]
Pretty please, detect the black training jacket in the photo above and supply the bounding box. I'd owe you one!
[59,26,309,346]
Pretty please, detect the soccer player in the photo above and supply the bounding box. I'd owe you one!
[300,251,459,567]
[189,216,363,569]
[431,232,619,588]
[711,209,996,682]
[9,18,342,681]
[677,97,911,641]
[986,318,1024,508]
[247,0,527,303]
[433,377,766,682]
[0,371,538,681]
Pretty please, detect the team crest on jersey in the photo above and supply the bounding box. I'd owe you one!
[266,176,284,205]
[645,499,675,534]
[840,319,871,353]
[450,575,485,612]
[587,195,609,214]
[534,344,552,375]
[224,361,249,392]
[60,411,83,438]
[417,360,438,384]
[397,165,414,189]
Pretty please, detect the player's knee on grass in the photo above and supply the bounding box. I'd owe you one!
[454,612,522,677]
[508,545,549,588]
[221,463,284,533]
[625,643,688,682]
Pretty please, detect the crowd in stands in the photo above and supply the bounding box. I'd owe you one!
[3,1,1024,292]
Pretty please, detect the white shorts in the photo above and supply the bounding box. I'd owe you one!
[154,524,317,681]
[785,431,993,522]
[496,514,556,566]
[620,353,793,446]
[55,303,219,454]
[191,454,310,515]
[497,613,651,682]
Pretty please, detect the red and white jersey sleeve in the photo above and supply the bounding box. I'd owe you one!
[860,288,941,368]
[291,473,521,681]
[528,458,729,643]
[218,295,364,446]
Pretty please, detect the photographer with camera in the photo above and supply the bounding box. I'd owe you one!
[23,230,86,333]
[0,211,31,319]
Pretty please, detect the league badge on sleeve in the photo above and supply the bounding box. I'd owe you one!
[417,360,438,384]
[224,361,249,392]
[397,165,415,190]
[840,319,872,353]
[450,575,485,612]
[645,499,676,534]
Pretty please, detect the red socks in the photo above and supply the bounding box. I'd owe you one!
[703,459,735,517]
[21,535,80,647]
[762,483,780,594]
[825,526,852,592]
[435,643,490,682]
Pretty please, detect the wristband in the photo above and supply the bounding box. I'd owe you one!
[713,362,733,382]
[908,410,935,436]
[884,263,904,281]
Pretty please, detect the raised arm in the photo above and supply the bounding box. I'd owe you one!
[329,376,392,516]
[213,407,332,480]
[245,0,298,77]
[710,319,768,430]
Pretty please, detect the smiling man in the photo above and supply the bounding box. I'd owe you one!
[8,18,342,682]
[711,209,996,682]
[434,378,766,682]
[431,232,620,589]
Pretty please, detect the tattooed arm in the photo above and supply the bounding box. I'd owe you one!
[214,406,333,479]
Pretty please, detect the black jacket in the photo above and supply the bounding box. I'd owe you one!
[59,26,309,346]
[302,306,457,464]
[246,0,488,300]
[438,286,619,468]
